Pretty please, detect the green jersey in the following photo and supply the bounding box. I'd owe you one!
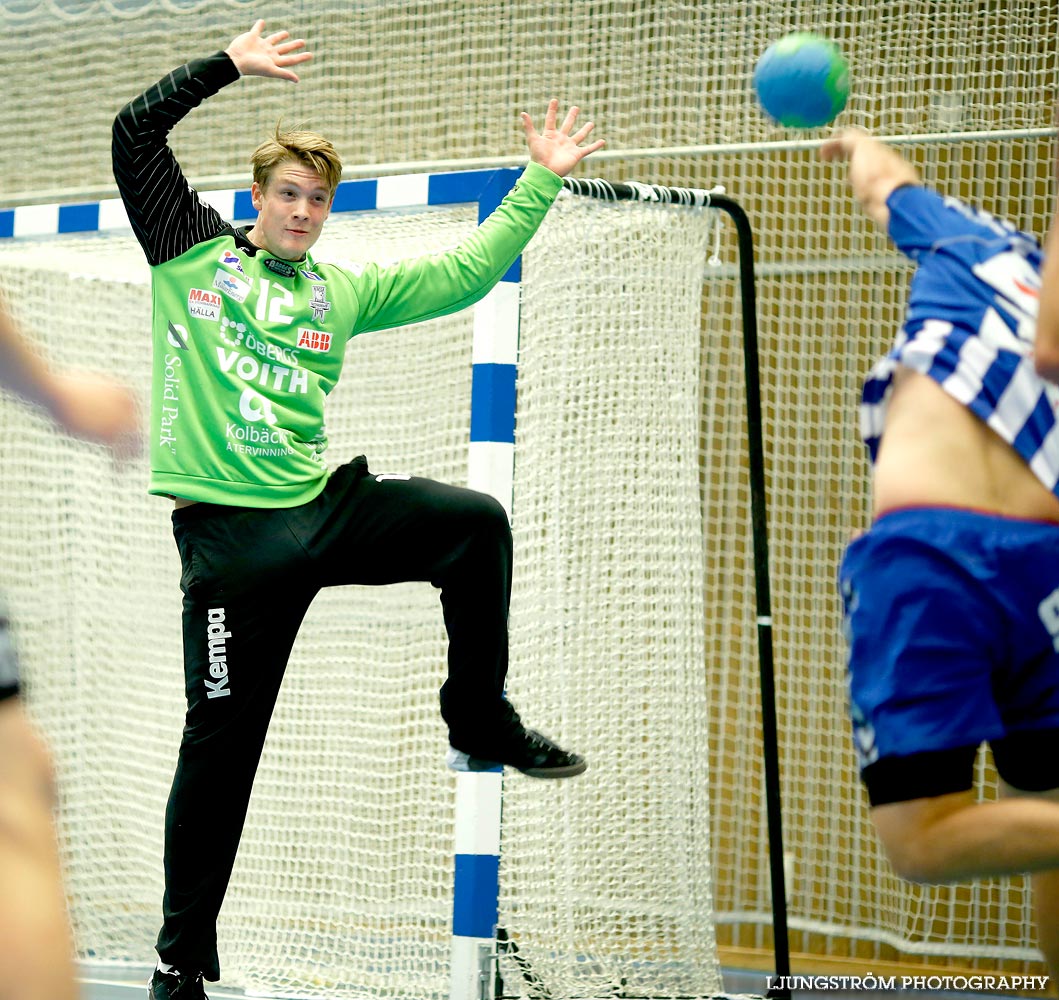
[113,52,563,508]
[149,162,559,507]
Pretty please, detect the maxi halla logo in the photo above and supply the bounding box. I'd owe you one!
[188,287,222,321]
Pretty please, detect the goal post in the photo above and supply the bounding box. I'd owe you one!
[552,176,792,1000]
[459,175,789,1000]
[0,167,763,999]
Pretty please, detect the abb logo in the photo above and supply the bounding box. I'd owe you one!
[297,328,332,353]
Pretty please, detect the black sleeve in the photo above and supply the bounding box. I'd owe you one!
[112,52,241,266]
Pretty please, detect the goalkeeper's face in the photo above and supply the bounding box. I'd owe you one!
[247,162,334,261]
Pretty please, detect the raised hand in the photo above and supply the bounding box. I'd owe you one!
[225,19,313,83]
[819,128,920,228]
[521,99,605,178]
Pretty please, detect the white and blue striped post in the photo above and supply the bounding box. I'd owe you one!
[0,166,523,1000]
[450,168,523,1000]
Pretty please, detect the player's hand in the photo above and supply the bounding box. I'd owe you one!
[225,19,313,83]
[46,372,142,462]
[819,127,870,163]
[819,127,920,229]
[521,99,605,177]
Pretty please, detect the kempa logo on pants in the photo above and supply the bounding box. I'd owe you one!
[205,608,232,699]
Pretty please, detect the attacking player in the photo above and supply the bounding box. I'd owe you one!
[111,19,604,999]
[824,128,1059,979]
[0,289,140,1000]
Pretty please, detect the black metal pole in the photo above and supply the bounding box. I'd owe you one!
[709,194,792,1000]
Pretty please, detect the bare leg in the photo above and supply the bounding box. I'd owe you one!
[1002,785,1059,990]
[0,699,77,1000]
[873,786,1059,990]
[872,790,1059,882]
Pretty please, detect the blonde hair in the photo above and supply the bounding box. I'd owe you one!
[250,123,343,198]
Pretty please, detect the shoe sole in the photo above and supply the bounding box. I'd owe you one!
[518,759,588,779]
[447,747,587,779]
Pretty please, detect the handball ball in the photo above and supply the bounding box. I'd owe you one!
[753,32,850,128]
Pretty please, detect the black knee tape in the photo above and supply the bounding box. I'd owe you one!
[991,729,1059,792]
[861,745,978,806]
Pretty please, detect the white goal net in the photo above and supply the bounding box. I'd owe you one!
[0,189,724,999]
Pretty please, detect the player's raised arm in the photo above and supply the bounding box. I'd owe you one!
[520,98,605,177]
[224,19,313,82]
[0,291,140,456]
[113,20,313,269]
[820,128,921,229]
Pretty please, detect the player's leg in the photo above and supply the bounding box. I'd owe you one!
[0,698,78,1000]
[153,506,316,992]
[870,781,1059,882]
[840,509,1036,881]
[872,776,1059,989]
[299,456,585,778]
[846,511,1059,971]
[992,545,1059,985]
[0,593,77,1000]
[994,734,1059,984]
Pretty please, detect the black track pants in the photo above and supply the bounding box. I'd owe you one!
[155,455,513,979]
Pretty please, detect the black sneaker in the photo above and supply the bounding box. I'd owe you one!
[148,969,208,999]
[448,727,587,779]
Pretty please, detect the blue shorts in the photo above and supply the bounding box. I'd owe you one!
[839,507,1059,804]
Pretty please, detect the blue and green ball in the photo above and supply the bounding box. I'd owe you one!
[753,32,850,129]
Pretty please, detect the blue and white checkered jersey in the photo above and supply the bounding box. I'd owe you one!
[861,184,1059,496]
